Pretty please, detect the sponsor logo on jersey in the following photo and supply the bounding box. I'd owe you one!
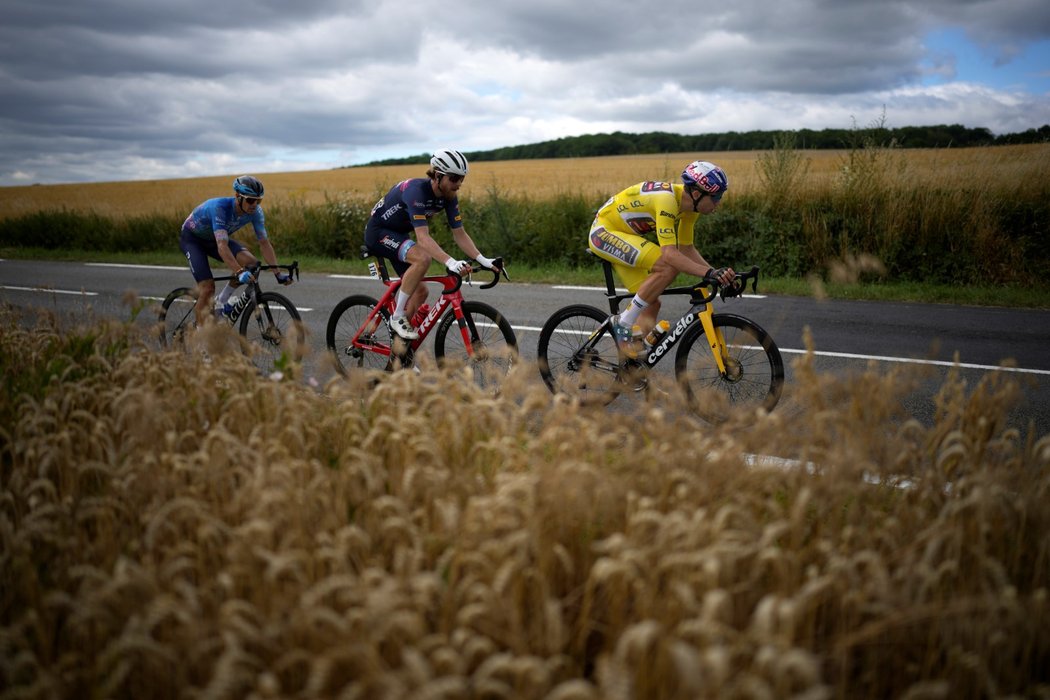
[590,228,639,265]
[380,203,403,221]
[641,181,672,193]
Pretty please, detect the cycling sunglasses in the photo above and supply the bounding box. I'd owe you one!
[241,196,262,205]
[444,173,465,183]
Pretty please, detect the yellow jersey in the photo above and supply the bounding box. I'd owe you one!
[594,181,699,247]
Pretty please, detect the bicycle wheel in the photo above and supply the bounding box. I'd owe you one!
[239,291,305,374]
[675,313,784,422]
[536,304,620,406]
[158,287,198,348]
[325,294,392,377]
[434,300,517,390]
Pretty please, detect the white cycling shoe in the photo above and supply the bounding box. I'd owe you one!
[389,315,420,341]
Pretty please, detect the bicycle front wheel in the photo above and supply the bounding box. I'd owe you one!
[159,287,197,348]
[434,300,517,390]
[675,313,784,422]
[239,291,305,374]
[325,294,391,377]
[536,304,620,406]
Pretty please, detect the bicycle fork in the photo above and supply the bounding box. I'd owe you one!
[696,302,731,377]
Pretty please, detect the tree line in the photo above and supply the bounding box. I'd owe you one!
[354,124,1050,167]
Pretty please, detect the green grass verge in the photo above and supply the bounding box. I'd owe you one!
[4,246,1048,308]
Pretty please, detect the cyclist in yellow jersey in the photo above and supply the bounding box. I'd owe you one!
[587,160,735,355]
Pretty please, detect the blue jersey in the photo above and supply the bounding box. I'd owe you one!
[181,197,268,243]
[368,178,463,233]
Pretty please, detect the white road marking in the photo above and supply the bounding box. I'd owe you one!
[1,285,98,296]
[86,262,186,271]
[0,262,1044,375]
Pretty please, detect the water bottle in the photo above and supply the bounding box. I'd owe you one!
[643,320,671,349]
[411,303,431,327]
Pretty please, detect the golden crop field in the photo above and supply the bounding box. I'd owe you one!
[2,306,1048,699]
[2,144,1046,221]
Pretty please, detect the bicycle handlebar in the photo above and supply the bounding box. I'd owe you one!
[215,260,299,283]
[246,260,300,281]
[443,258,509,294]
[688,265,760,304]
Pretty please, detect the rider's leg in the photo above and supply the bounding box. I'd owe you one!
[180,231,220,327]
[628,259,675,332]
[395,245,431,321]
[216,249,258,306]
[194,278,217,327]
[619,247,672,333]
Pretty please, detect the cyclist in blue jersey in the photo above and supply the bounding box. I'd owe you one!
[364,149,503,340]
[179,175,293,327]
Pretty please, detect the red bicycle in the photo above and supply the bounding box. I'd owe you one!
[325,246,517,387]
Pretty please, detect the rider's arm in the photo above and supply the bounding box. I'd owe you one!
[658,245,734,282]
[450,226,483,261]
[259,238,280,269]
[215,236,241,273]
[413,225,459,265]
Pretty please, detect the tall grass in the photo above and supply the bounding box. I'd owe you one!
[1,305,1048,699]
[1,145,1048,286]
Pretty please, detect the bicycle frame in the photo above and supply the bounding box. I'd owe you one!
[595,258,759,377]
[215,261,299,324]
[351,252,505,360]
[352,273,472,358]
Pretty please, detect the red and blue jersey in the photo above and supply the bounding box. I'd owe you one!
[368,178,463,233]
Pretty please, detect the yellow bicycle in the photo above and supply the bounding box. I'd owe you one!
[537,258,784,422]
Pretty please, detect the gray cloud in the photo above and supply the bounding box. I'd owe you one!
[1,0,1047,185]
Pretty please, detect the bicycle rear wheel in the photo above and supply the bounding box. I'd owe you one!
[239,291,305,374]
[675,313,784,423]
[536,304,620,406]
[434,300,517,391]
[325,294,392,377]
[158,287,197,347]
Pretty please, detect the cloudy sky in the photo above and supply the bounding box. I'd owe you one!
[1,0,1048,187]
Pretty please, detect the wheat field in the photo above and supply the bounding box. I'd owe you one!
[2,145,1046,221]
[1,303,1048,699]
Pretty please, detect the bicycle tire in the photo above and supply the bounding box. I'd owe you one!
[239,291,305,374]
[158,287,197,348]
[674,313,784,422]
[434,300,518,390]
[536,304,621,406]
[325,294,392,377]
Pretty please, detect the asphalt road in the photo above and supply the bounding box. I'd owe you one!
[3,258,1049,438]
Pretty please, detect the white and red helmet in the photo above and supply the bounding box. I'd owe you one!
[682,161,728,199]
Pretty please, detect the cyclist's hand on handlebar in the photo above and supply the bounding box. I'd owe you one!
[475,254,502,272]
[704,266,736,287]
[445,258,471,276]
[275,272,293,286]
[237,268,255,284]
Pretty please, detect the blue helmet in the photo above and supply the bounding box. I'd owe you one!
[233,175,264,198]
[681,161,728,198]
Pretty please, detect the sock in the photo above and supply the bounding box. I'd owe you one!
[619,295,649,328]
[393,290,411,318]
[216,284,234,305]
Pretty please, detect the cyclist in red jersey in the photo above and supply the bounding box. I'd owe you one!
[364,149,502,341]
